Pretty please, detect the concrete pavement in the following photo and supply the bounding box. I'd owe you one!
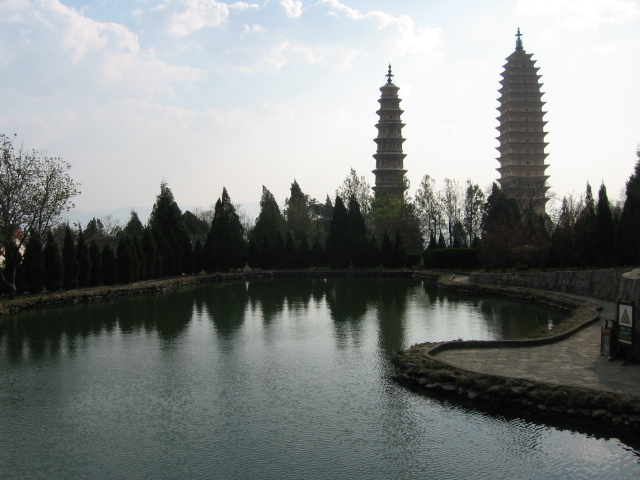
[433,278,640,398]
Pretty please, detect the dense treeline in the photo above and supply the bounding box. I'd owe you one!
[3,149,640,297]
[477,149,640,271]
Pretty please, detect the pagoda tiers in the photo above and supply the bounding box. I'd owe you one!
[372,65,407,200]
[496,29,550,216]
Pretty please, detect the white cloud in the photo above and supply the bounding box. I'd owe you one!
[241,23,266,37]
[149,0,230,36]
[281,0,303,18]
[316,0,441,57]
[0,0,203,98]
[517,0,640,29]
[230,2,260,12]
[260,102,295,122]
[230,42,290,73]
[229,40,359,73]
[594,42,618,53]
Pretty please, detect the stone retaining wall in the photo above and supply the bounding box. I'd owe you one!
[470,268,640,303]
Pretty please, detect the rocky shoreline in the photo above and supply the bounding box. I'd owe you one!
[0,269,437,316]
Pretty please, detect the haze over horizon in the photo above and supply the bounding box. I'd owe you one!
[2,0,639,222]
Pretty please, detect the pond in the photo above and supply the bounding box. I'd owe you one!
[1,278,639,479]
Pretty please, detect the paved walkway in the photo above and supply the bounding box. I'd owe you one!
[434,278,640,397]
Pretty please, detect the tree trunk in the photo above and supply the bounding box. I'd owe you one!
[0,270,16,299]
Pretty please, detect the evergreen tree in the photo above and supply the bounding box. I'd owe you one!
[142,229,160,279]
[348,195,368,268]
[148,181,190,274]
[44,231,64,292]
[183,240,195,275]
[116,236,134,284]
[133,236,147,280]
[182,210,210,235]
[318,195,334,244]
[89,240,103,286]
[549,195,580,268]
[204,188,246,272]
[297,233,312,269]
[283,231,297,269]
[23,235,45,294]
[380,230,394,268]
[573,183,597,267]
[482,183,521,234]
[247,235,261,270]
[123,210,145,238]
[193,238,204,273]
[272,231,285,269]
[325,196,351,268]
[311,236,325,267]
[83,217,105,240]
[101,244,117,285]
[285,180,312,244]
[594,183,615,267]
[367,234,380,268]
[62,226,79,289]
[437,233,447,250]
[259,234,273,269]
[129,236,140,281]
[392,229,407,268]
[76,230,91,288]
[619,149,640,265]
[252,186,286,245]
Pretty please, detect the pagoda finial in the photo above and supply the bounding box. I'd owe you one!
[386,64,394,84]
[515,27,523,51]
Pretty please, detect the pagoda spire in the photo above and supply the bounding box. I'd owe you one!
[515,27,524,52]
[386,64,394,84]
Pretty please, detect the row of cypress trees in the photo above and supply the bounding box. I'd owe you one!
[4,185,411,297]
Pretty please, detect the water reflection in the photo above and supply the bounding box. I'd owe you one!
[2,278,640,479]
[0,279,563,362]
[0,290,196,360]
[203,282,249,336]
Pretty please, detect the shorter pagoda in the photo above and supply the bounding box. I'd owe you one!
[372,65,407,201]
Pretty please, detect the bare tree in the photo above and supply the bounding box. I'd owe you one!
[414,174,443,243]
[463,179,485,247]
[0,134,80,298]
[336,168,373,220]
[193,205,215,226]
[101,214,122,237]
[441,178,462,247]
[502,178,550,217]
[233,202,254,242]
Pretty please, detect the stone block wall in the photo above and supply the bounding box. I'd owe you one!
[469,268,639,303]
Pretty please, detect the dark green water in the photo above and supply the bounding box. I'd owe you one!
[1,278,639,479]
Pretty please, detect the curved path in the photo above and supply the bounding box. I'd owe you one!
[433,278,640,397]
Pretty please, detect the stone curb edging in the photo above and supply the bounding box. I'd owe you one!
[394,277,640,431]
[0,269,434,316]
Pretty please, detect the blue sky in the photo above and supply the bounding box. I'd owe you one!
[1,0,639,222]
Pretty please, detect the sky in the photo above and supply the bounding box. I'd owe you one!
[1,0,639,224]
